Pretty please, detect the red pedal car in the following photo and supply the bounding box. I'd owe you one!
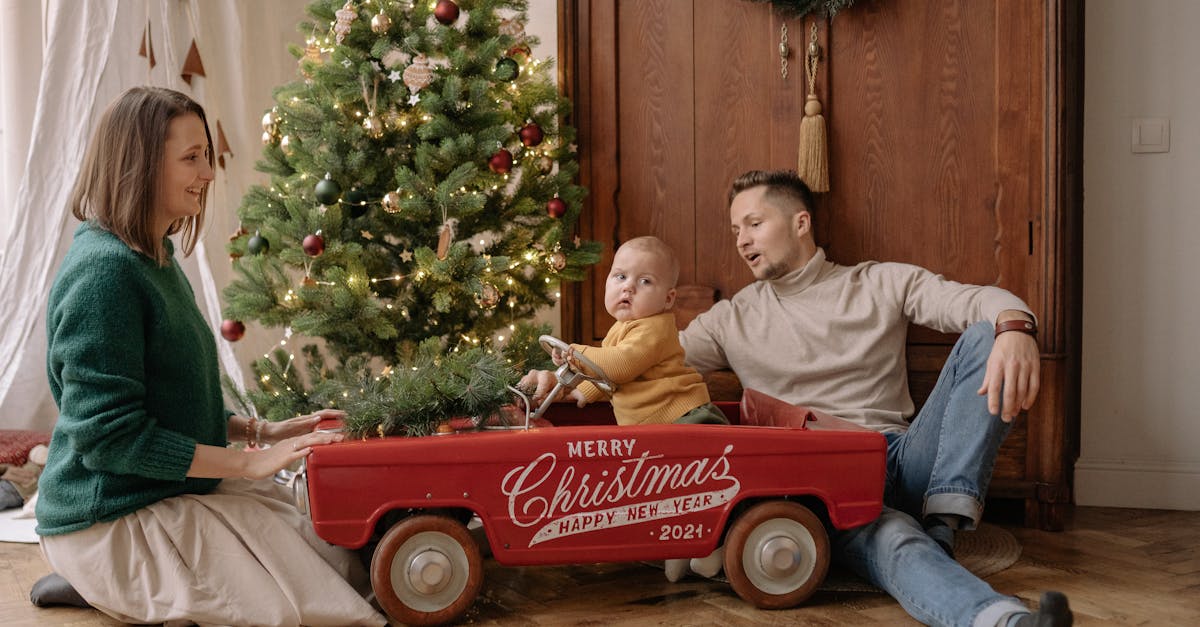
[295,337,886,625]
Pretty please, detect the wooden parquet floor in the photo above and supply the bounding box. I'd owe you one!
[1,506,1197,626]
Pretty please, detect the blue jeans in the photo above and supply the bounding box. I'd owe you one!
[831,322,1028,627]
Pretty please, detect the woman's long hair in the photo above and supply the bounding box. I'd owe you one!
[69,86,214,266]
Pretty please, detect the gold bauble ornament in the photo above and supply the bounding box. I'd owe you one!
[382,191,402,213]
[261,130,274,145]
[261,109,277,132]
[301,43,322,78]
[549,250,567,271]
[280,134,293,155]
[363,113,384,138]
[370,12,391,34]
[477,283,500,309]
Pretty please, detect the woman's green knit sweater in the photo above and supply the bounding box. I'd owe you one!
[36,223,226,536]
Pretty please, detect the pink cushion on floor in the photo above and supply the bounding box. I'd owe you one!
[0,431,52,467]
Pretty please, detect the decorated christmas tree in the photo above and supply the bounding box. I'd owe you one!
[221,0,598,436]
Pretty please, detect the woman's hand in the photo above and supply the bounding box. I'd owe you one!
[261,409,345,445]
[193,409,348,480]
[239,430,345,480]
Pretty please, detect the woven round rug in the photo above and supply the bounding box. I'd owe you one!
[818,522,1023,592]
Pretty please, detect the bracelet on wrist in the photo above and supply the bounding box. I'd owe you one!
[245,417,259,448]
[994,319,1037,339]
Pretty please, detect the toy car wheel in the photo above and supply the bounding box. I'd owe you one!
[723,501,830,609]
[371,514,483,626]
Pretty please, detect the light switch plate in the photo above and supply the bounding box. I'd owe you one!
[1132,117,1170,153]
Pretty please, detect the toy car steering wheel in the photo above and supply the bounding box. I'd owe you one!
[526,335,616,422]
[538,335,616,395]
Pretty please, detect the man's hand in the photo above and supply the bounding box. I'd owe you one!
[978,329,1041,422]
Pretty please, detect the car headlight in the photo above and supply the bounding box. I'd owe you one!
[292,460,309,516]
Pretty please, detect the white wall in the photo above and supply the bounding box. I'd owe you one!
[1076,0,1200,510]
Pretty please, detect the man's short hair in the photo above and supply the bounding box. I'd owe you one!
[728,169,816,217]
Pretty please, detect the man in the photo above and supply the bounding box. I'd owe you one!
[676,169,1070,627]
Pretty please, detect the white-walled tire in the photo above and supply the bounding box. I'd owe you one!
[371,515,483,626]
[723,501,830,609]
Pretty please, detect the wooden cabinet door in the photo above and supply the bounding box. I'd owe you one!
[564,0,802,342]
[562,0,1081,529]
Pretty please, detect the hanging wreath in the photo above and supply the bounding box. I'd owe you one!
[746,0,857,18]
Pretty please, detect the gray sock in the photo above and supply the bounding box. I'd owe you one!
[29,573,90,608]
[0,480,24,510]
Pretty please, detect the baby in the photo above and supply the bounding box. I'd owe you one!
[528,236,727,581]
[553,236,726,426]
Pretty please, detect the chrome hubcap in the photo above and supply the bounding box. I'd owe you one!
[758,535,801,577]
[408,549,452,594]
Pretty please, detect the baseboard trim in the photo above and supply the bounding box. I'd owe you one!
[1075,458,1200,510]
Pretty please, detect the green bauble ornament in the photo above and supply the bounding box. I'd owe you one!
[315,173,342,206]
[494,57,519,82]
[247,231,270,255]
[344,188,369,218]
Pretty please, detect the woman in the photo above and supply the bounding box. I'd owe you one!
[36,87,386,626]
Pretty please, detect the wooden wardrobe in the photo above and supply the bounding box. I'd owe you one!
[557,0,1083,530]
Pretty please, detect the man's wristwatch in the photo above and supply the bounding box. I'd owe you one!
[994,318,1037,339]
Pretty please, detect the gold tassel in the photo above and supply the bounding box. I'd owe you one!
[797,21,829,192]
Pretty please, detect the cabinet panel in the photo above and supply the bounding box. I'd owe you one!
[824,1,1006,287]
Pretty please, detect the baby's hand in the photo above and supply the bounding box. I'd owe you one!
[568,388,589,408]
[551,346,577,367]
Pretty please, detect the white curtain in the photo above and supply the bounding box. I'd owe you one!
[0,0,309,431]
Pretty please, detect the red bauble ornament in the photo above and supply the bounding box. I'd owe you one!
[506,43,532,61]
[433,0,459,25]
[519,122,544,147]
[488,148,514,174]
[220,319,246,342]
[302,233,325,257]
[546,196,567,218]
